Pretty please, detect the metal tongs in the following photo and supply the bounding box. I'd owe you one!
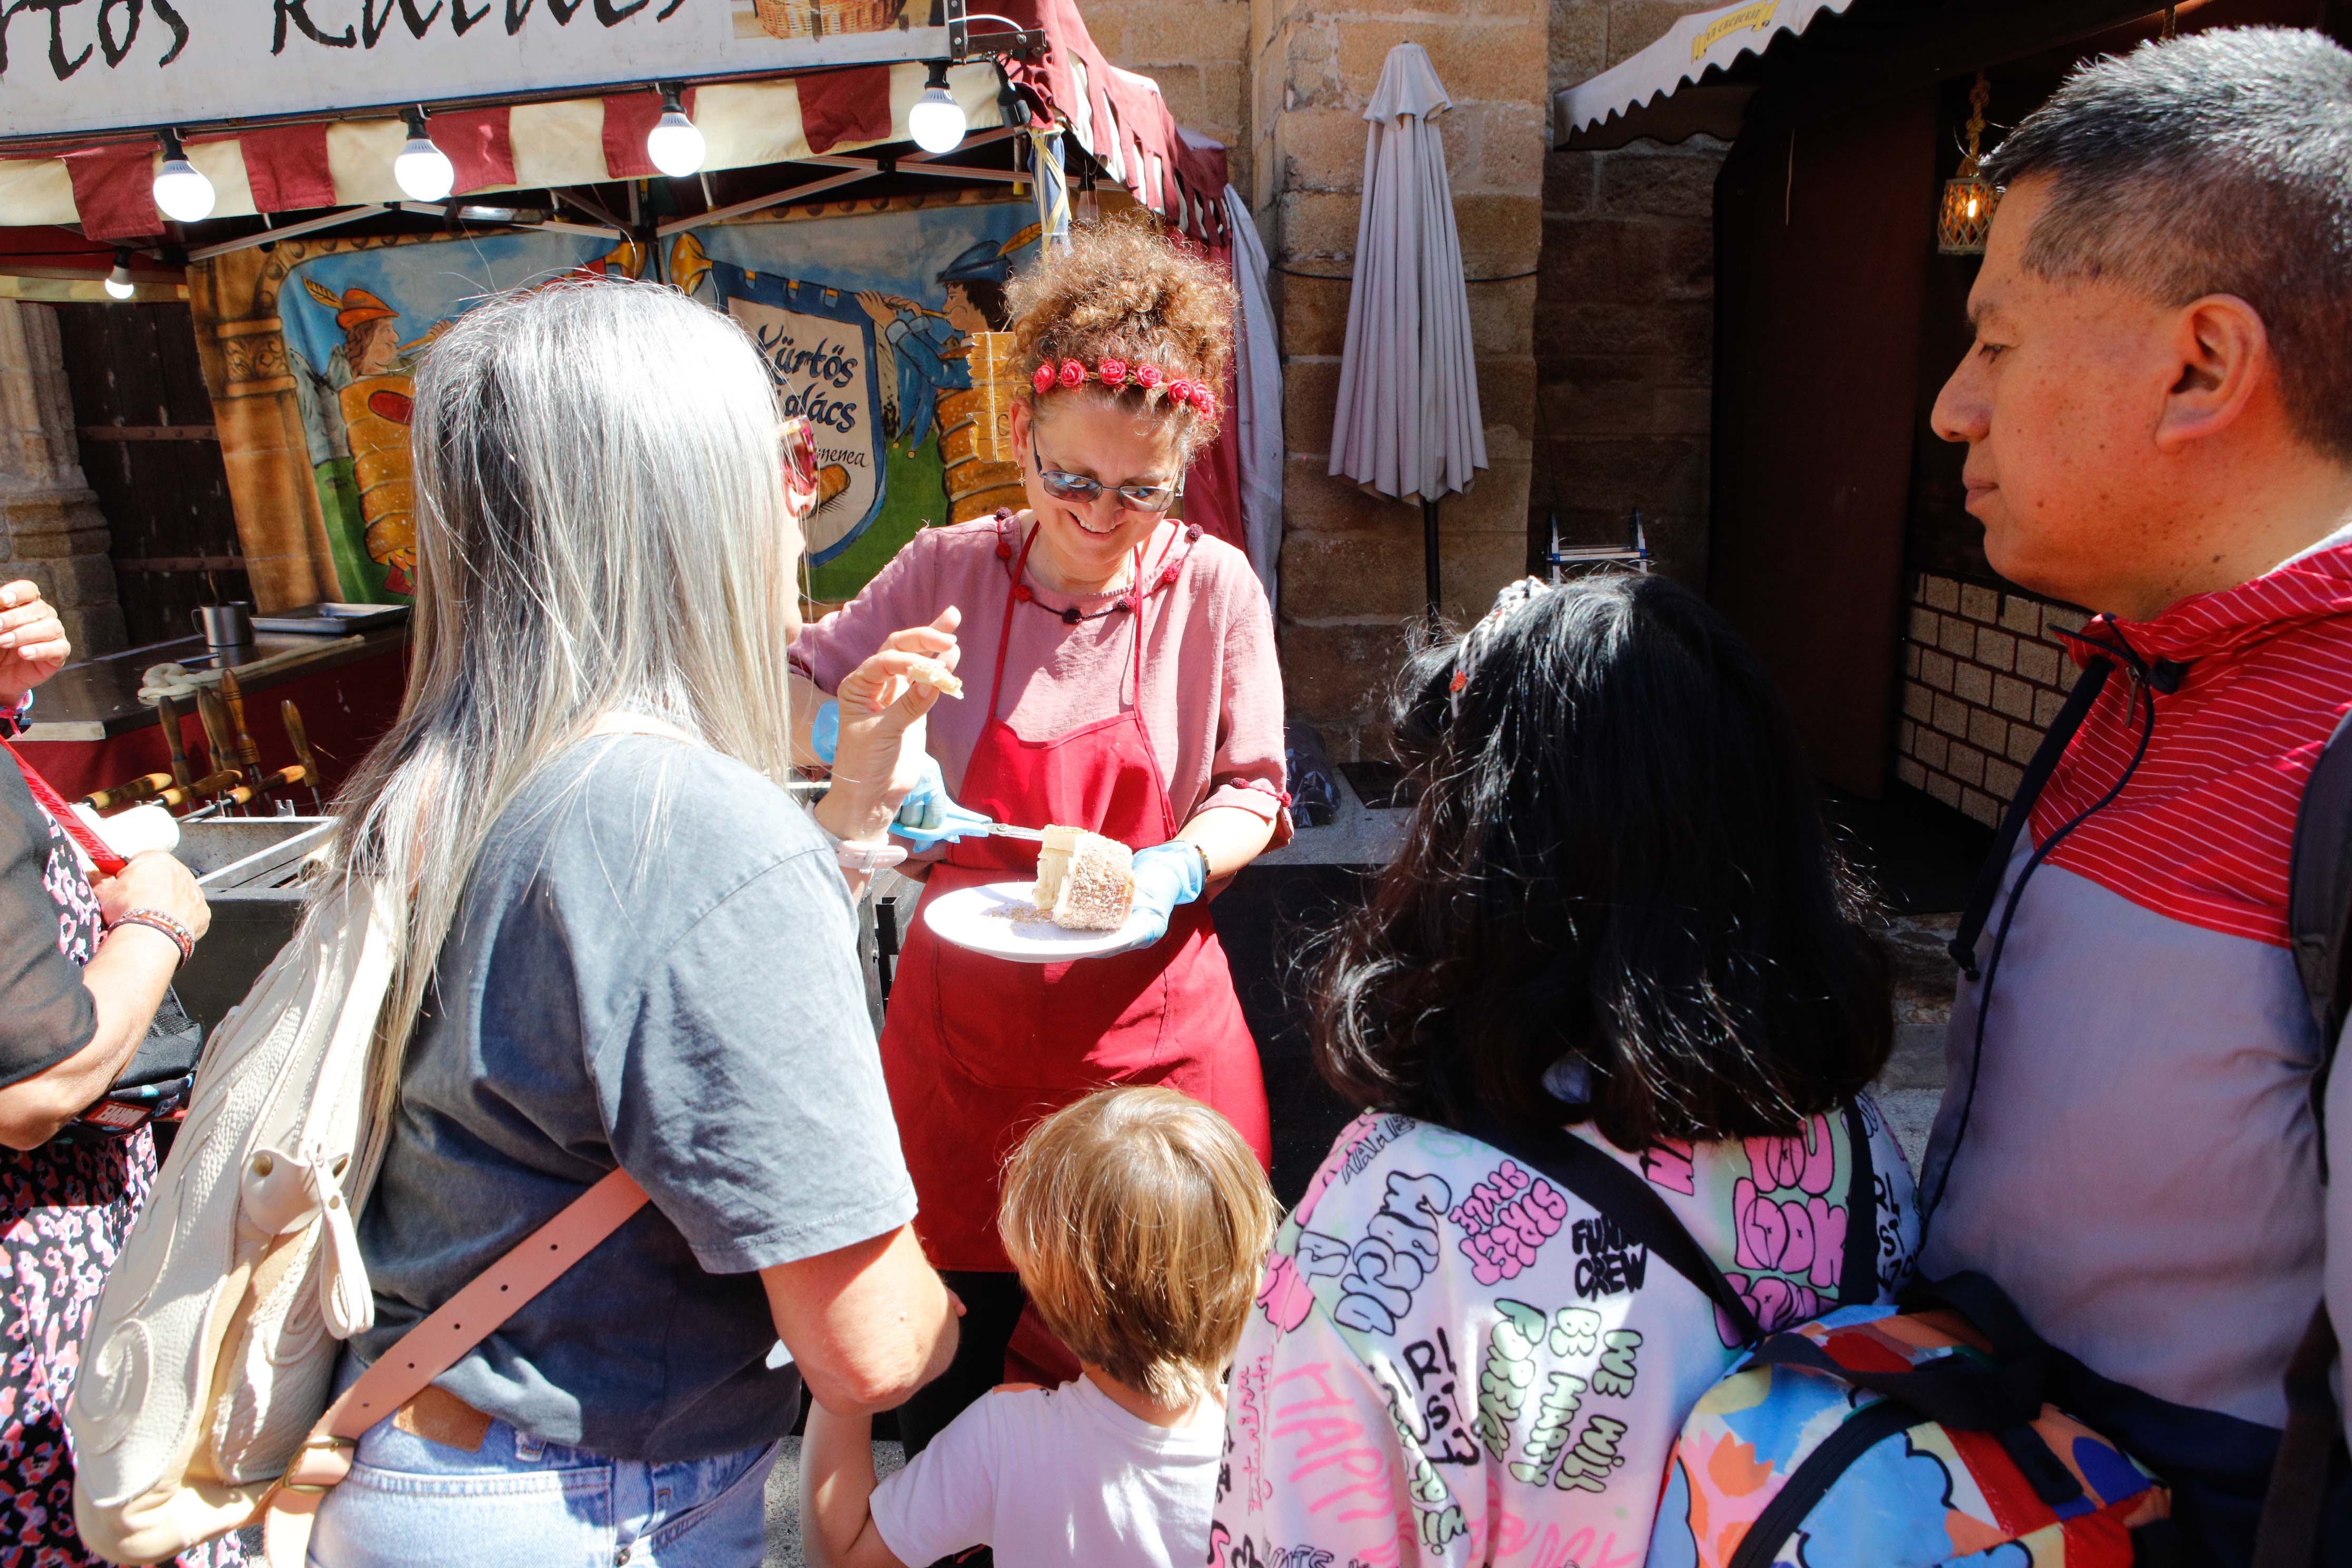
[888,800,1046,850]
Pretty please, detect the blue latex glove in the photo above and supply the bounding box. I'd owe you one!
[1112,841,1208,953]
[815,698,952,844]
[888,792,994,850]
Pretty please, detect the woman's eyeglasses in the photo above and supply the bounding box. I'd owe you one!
[1033,448,1179,514]
[780,417,819,499]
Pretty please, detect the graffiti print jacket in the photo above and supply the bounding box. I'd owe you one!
[1920,534,2352,1444]
[1213,1103,1919,1568]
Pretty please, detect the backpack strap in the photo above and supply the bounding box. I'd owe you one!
[260,1166,650,1566]
[1458,1109,1762,1342]
[1949,657,2112,977]
[2286,703,2352,1170]
[2251,1306,2339,1568]
[5,741,127,878]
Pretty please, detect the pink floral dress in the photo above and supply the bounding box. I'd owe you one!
[1213,1102,1918,1568]
[0,768,238,1567]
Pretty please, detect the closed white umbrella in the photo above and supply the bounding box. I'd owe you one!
[1329,42,1487,616]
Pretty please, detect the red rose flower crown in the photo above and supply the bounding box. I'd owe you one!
[1028,356,1218,422]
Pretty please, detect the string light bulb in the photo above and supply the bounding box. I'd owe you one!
[394,107,456,202]
[647,86,706,178]
[104,250,135,300]
[909,61,967,155]
[152,130,215,224]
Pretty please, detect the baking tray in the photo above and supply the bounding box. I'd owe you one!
[250,602,411,635]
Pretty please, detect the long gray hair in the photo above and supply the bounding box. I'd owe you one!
[325,277,799,1187]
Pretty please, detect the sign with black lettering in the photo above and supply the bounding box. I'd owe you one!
[0,1,943,141]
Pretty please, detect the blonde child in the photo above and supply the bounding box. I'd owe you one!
[800,1086,1277,1568]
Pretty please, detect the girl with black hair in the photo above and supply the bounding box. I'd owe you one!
[1211,573,1920,1564]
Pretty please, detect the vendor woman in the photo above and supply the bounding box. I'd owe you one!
[789,223,1288,1450]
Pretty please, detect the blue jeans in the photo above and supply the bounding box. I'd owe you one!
[306,1411,781,1567]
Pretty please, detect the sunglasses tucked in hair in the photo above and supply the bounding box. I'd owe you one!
[997,1087,1277,1408]
[780,416,819,500]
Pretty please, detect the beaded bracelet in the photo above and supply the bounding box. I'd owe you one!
[110,909,194,967]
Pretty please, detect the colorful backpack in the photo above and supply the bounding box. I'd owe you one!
[1647,1275,2173,1567]
[1449,1110,2175,1567]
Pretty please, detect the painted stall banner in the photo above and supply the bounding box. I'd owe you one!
[280,230,643,602]
[674,198,1038,604]
[0,0,937,141]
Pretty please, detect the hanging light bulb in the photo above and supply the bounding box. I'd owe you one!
[909,61,967,156]
[103,249,135,301]
[152,130,215,224]
[646,85,706,178]
[1936,74,2001,256]
[394,107,456,203]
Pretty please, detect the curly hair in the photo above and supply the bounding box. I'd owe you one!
[1310,573,1892,1151]
[1006,220,1235,457]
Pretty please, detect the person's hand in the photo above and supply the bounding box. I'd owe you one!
[92,851,210,943]
[0,582,70,704]
[820,610,962,840]
[891,749,949,838]
[854,290,899,329]
[1105,841,1207,954]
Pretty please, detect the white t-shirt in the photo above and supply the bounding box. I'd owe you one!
[869,1375,1222,1568]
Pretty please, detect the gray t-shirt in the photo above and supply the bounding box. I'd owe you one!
[347,736,914,1462]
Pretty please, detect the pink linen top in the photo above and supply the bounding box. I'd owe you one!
[790,514,1292,841]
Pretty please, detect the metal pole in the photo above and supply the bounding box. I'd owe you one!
[1424,496,1442,619]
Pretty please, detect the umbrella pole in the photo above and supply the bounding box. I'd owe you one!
[1423,496,1442,621]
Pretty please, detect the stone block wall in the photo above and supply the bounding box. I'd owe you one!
[1894,571,2083,826]
[1538,0,1727,587]
[1081,0,1256,197]
[0,299,125,660]
[1250,0,1549,757]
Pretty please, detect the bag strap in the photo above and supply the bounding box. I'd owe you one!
[1458,1109,1763,1344]
[1949,658,2111,977]
[260,1166,650,1565]
[2251,1305,2340,1568]
[5,741,126,878]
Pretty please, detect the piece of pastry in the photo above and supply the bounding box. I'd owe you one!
[906,658,964,699]
[1032,825,1136,930]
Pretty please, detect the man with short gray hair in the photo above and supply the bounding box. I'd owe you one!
[1919,26,2352,1562]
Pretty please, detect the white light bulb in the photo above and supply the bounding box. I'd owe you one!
[647,110,706,178]
[104,260,134,301]
[909,86,967,155]
[153,158,215,223]
[395,135,456,202]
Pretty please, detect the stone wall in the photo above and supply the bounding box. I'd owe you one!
[1894,571,2082,826]
[1248,0,1548,757]
[0,299,125,659]
[1538,0,1727,586]
[1079,0,1256,198]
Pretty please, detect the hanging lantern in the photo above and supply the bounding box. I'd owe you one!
[1937,74,1998,256]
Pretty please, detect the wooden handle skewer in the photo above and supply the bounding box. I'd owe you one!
[280,700,327,813]
[217,668,268,798]
[156,769,244,811]
[194,692,242,815]
[81,773,172,813]
[156,694,194,791]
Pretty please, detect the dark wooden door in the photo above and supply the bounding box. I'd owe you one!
[1709,91,1936,797]
[53,302,247,651]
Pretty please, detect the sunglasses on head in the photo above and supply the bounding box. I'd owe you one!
[780,417,819,499]
[1032,447,1180,514]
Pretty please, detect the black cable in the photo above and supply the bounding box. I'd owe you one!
[1919,633,2159,1232]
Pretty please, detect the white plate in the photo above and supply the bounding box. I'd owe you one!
[922,879,1150,962]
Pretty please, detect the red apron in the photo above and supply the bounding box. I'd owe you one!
[879,520,1271,1273]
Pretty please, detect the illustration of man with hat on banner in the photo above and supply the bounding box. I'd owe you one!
[855,229,1036,535]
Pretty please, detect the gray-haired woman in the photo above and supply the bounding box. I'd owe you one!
[307,278,960,1567]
